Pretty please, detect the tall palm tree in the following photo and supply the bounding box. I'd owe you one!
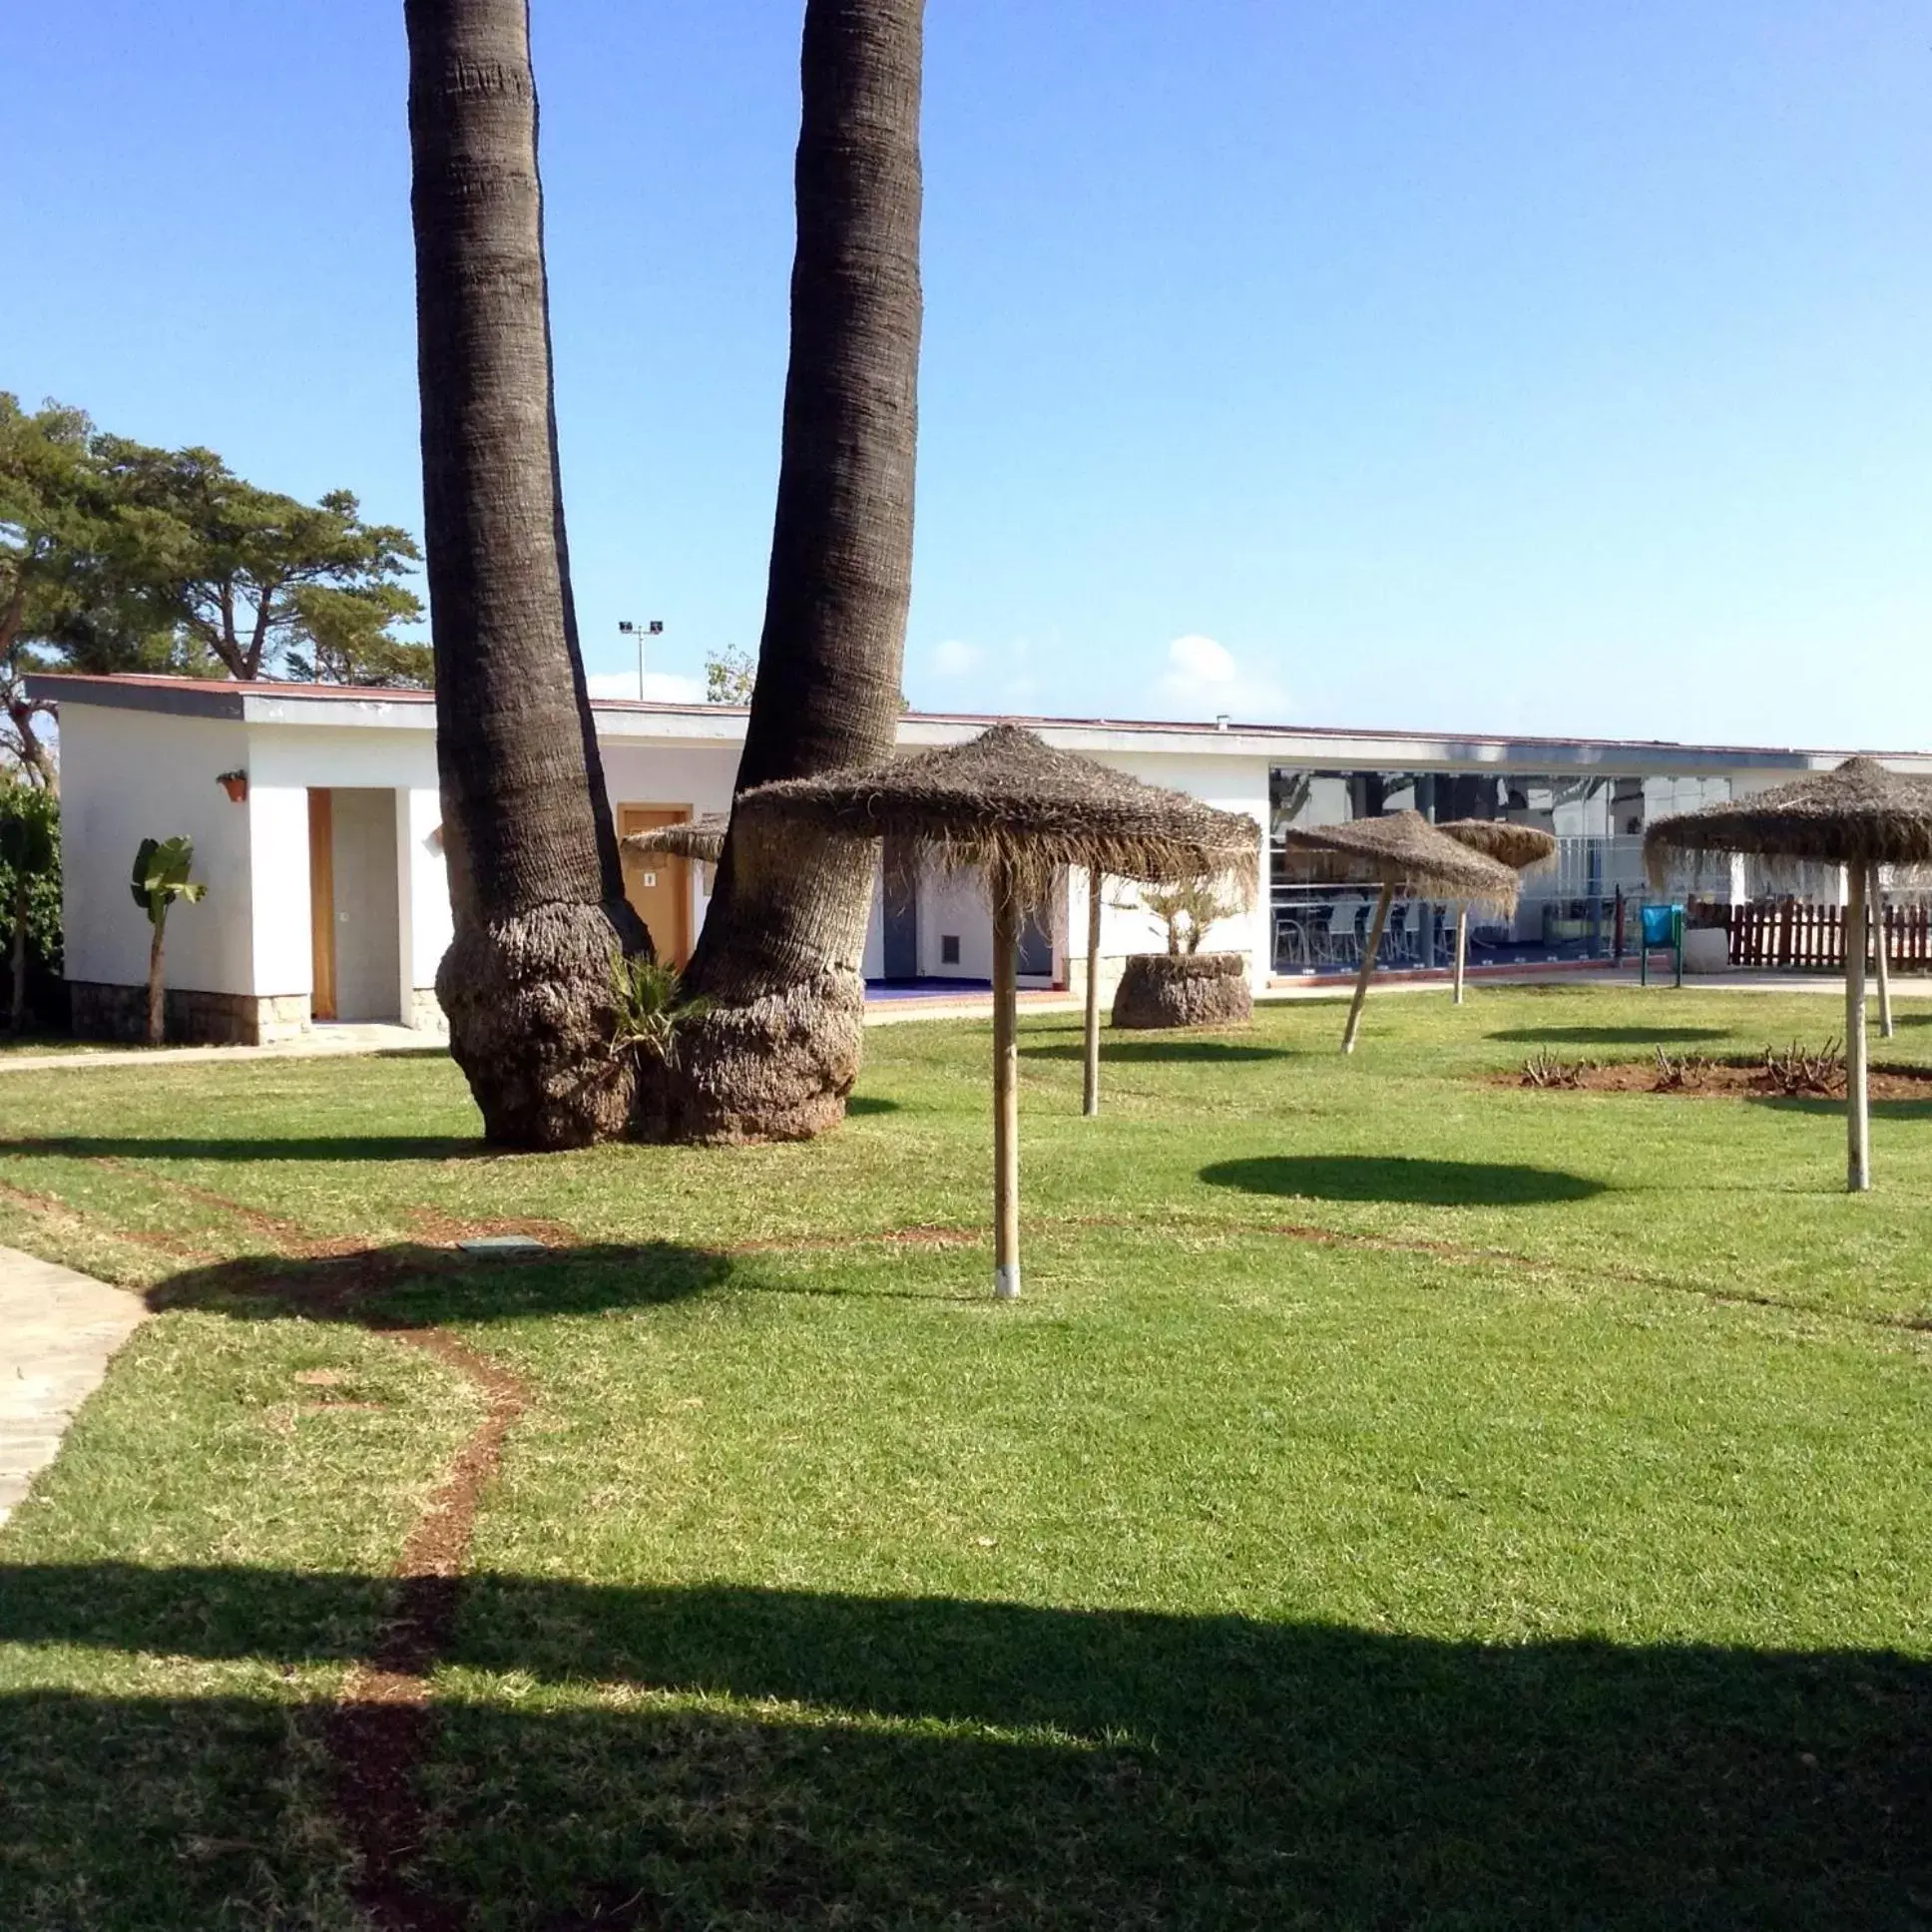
[405,0,644,1148]
[664,0,925,1142]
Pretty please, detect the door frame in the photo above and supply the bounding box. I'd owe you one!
[307,789,337,1022]
[617,803,694,967]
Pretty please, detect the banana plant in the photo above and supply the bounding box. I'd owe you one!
[131,835,207,1046]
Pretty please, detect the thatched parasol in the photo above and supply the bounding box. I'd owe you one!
[1276,812,1520,1052]
[1646,756,1932,1192]
[621,813,728,864]
[737,724,1260,1298]
[1436,819,1559,1005]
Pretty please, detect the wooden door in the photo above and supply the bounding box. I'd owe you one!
[307,789,337,1022]
[618,805,693,967]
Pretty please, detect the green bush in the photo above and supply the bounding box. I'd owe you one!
[0,779,62,1027]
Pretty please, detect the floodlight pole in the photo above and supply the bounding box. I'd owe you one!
[1845,863,1871,1193]
[1082,869,1103,1116]
[1870,864,1894,1039]
[992,870,1022,1296]
[1452,906,1468,1005]
[1342,882,1395,1054]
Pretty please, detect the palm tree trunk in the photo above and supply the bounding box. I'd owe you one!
[146,915,166,1048]
[660,0,924,1144]
[404,0,644,1149]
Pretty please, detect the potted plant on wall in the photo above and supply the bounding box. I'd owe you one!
[217,769,248,803]
[131,836,207,1046]
[1111,877,1253,1029]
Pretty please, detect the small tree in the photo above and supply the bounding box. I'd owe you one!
[1137,877,1242,956]
[0,781,58,1031]
[130,836,205,1046]
[705,646,757,706]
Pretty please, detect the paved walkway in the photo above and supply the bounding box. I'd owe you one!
[0,1248,149,1527]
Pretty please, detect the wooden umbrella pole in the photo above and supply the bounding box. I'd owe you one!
[1845,863,1871,1193]
[1341,882,1394,1054]
[1082,869,1103,1117]
[992,871,1022,1296]
[1452,906,1468,1005]
[1870,864,1893,1040]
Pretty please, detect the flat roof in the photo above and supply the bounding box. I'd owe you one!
[25,671,1932,774]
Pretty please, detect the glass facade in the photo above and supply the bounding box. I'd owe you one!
[1267,766,1734,975]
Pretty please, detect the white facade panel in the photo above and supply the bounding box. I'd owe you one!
[59,704,255,995]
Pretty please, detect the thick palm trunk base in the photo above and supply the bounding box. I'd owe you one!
[438,899,636,1150]
[639,966,865,1145]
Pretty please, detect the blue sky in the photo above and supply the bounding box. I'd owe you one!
[9,2,1930,746]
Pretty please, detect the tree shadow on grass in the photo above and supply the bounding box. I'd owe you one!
[1202,1154,1606,1207]
[146,1240,733,1326]
[1488,1025,1731,1046]
[1,1568,1924,1928]
[1022,1038,1291,1065]
[0,1133,487,1164]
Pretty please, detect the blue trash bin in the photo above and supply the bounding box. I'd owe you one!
[1639,903,1685,985]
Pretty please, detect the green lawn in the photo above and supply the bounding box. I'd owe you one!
[1,985,1927,1929]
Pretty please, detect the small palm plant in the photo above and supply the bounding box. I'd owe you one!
[131,836,207,1046]
[611,955,711,1071]
[1137,877,1243,956]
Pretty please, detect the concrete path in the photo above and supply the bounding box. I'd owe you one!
[0,1248,149,1528]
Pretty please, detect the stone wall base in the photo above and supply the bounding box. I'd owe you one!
[409,987,446,1030]
[69,982,312,1047]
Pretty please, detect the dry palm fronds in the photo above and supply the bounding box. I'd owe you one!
[1276,811,1521,913]
[733,724,1260,905]
[621,814,729,864]
[1645,757,1932,882]
[1435,819,1558,872]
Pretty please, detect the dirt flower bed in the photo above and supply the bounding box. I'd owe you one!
[1505,1049,1932,1102]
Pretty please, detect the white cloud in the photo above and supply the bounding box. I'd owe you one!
[1154,634,1288,722]
[587,670,707,705]
[931,638,982,679]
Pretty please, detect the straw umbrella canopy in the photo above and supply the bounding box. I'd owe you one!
[736,724,1259,1298]
[1436,820,1558,1005]
[1275,811,1520,1053]
[620,813,728,864]
[1645,756,1932,1192]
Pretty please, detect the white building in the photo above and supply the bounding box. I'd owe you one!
[27,672,1932,1043]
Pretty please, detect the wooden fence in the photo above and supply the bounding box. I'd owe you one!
[1701,899,1932,972]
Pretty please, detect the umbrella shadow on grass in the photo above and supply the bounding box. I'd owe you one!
[1201,1154,1606,1207]
[1745,1095,1932,1123]
[1,1569,1924,1929]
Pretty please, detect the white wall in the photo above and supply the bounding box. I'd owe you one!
[402,787,450,991]
[59,705,254,993]
[1085,749,1271,990]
